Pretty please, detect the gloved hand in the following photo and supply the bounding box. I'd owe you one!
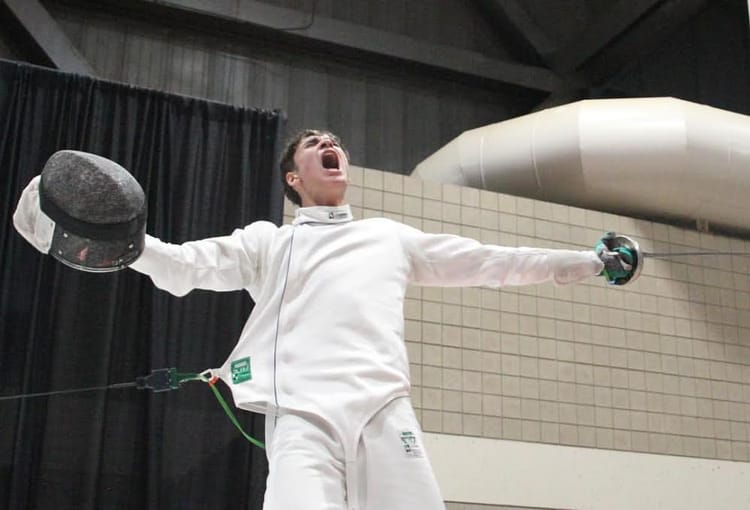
[595,234,634,284]
[13,175,56,254]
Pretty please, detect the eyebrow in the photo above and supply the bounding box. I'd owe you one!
[302,135,339,147]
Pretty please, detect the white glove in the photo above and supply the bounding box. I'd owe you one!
[13,175,56,254]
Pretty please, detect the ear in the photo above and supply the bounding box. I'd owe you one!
[285,172,298,187]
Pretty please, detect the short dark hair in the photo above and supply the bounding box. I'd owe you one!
[279,129,348,206]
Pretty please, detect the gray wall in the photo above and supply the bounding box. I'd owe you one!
[277,0,511,56]
[45,0,533,174]
[4,0,747,172]
[0,24,19,60]
[0,39,14,60]
[32,0,747,176]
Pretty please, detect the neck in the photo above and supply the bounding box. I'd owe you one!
[302,197,346,207]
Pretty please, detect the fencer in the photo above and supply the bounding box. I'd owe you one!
[14,131,633,510]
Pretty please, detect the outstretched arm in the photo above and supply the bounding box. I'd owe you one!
[14,175,274,297]
[129,221,275,296]
[400,224,604,288]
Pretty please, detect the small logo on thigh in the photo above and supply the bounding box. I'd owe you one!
[399,430,423,458]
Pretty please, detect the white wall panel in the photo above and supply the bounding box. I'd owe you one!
[427,432,750,510]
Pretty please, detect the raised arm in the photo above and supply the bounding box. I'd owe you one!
[14,174,276,297]
[130,221,277,297]
[399,224,604,288]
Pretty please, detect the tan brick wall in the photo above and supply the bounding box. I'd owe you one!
[285,166,750,462]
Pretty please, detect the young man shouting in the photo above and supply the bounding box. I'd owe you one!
[15,129,630,510]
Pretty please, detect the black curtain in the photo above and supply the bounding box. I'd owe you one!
[0,59,285,510]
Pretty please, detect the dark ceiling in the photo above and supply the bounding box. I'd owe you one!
[1,0,747,114]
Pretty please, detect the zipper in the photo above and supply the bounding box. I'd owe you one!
[272,226,296,409]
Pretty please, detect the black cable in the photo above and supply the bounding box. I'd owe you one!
[0,382,137,401]
[0,371,265,448]
[0,368,203,402]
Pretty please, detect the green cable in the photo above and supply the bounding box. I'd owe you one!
[207,382,265,450]
[172,369,265,449]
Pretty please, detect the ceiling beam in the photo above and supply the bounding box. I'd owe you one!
[2,0,93,74]
[549,0,666,72]
[68,0,562,92]
[532,0,708,110]
[472,0,557,65]
[531,86,588,112]
[582,0,710,86]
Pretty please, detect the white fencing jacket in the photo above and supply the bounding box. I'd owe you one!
[130,204,603,457]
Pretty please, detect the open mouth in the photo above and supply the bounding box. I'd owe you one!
[321,150,339,170]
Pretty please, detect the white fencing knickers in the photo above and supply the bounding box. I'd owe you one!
[263,396,446,510]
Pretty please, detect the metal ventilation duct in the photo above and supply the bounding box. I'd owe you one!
[412,98,750,234]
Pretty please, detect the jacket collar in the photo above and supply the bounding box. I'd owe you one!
[293,204,353,225]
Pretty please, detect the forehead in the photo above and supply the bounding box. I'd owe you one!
[294,134,332,161]
[299,132,336,146]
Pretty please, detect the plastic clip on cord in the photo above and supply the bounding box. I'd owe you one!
[137,368,265,450]
[135,368,204,391]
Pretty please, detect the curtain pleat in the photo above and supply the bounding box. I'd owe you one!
[0,59,284,510]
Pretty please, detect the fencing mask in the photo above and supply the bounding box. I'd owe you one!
[38,150,146,272]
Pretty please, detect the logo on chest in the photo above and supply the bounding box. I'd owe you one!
[231,357,252,384]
